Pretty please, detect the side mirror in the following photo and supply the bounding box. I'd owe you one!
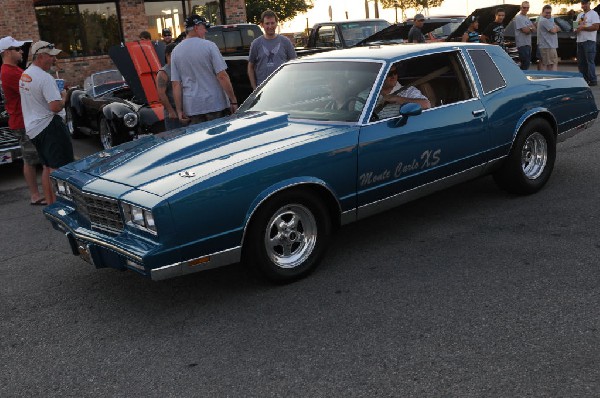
[393,102,422,127]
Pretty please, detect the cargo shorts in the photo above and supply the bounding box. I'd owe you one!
[12,128,41,165]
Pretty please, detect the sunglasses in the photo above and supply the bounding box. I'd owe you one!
[164,34,172,37]
[416,19,425,22]
[34,43,55,55]
[387,70,398,78]
[6,47,23,51]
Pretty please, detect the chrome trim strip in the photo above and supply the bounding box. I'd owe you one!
[46,212,143,263]
[557,118,596,142]
[357,163,486,220]
[340,209,356,225]
[151,246,242,281]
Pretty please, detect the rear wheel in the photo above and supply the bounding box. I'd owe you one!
[244,189,332,283]
[493,118,556,195]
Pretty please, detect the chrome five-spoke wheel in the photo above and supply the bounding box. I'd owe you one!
[521,132,548,180]
[264,204,318,269]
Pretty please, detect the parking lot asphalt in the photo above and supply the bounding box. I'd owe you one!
[1,60,600,397]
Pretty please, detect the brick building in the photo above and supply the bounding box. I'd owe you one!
[0,0,247,88]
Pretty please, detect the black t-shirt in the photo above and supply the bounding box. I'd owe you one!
[483,21,505,47]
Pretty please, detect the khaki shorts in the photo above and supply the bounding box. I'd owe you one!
[12,128,41,165]
[540,48,559,66]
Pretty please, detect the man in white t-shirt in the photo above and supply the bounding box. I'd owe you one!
[19,41,74,204]
[576,0,600,86]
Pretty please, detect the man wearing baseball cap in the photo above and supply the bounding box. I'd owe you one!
[19,40,74,205]
[576,0,600,86]
[408,13,426,43]
[162,28,173,44]
[0,36,46,205]
[170,14,238,125]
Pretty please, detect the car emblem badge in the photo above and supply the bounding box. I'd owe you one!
[98,152,111,158]
[179,170,196,178]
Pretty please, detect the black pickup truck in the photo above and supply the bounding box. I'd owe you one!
[206,23,336,103]
[205,23,263,103]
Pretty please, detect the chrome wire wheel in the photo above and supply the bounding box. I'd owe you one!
[99,118,113,150]
[264,204,318,269]
[521,132,548,180]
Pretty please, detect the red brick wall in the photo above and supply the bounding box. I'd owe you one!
[2,0,247,88]
[225,0,247,24]
[119,0,148,42]
[1,0,40,43]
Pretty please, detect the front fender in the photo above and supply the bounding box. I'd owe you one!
[243,176,343,232]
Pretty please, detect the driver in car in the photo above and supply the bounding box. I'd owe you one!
[375,64,431,119]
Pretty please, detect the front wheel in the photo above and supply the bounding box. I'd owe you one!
[99,117,114,150]
[65,106,83,139]
[493,118,556,195]
[244,190,332,283]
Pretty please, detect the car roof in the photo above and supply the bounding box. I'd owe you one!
[298,41,489,62]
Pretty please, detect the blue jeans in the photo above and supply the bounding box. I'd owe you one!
[518,45,531,70]
[577,40,597,83]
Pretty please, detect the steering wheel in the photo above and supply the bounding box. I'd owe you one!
[341,96,366,111]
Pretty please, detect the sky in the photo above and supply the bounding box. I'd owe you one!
[279,0,578,33]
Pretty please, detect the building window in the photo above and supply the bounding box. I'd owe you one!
[35,2,120,58]
[144,1,185,41]
[189,0,222,26]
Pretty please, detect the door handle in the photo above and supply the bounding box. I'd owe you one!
[472,109,486,118]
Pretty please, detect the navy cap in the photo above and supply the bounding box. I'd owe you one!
[185,14,211,29]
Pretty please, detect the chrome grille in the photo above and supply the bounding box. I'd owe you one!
[69,184,124,235]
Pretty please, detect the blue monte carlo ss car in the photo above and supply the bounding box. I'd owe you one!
[44,43,598,282]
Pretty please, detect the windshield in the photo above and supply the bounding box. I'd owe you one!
[340,20,391,46]
[87,70,127,97]
[430,19,465,39]
[239,61,382,123]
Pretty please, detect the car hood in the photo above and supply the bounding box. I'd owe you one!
[64,111,352,197]
[355,20,450,46]
[108,41,166,105]
[446,4,520,41]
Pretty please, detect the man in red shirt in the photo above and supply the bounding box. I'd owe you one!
[0,36,45,205]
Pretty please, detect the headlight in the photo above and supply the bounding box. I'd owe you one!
[122,203,157,234]
[51,177,72,199]
[123,112,138,128]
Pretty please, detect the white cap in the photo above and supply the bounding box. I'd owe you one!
[0,36,31,53]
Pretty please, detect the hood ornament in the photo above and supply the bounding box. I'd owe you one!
[179,170,196,178]
[98,151,111,158]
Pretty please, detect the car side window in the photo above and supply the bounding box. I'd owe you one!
[467,49,506,95]
[315,25,341,48]
[370,50,475,122]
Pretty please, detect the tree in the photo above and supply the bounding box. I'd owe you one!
[245,0,314,24]
[546,0,580,6]
[380,0,445,21]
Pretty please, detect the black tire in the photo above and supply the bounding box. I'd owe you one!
[65,106,83,139]
[244,189,332,283]
[493,118,556,195]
